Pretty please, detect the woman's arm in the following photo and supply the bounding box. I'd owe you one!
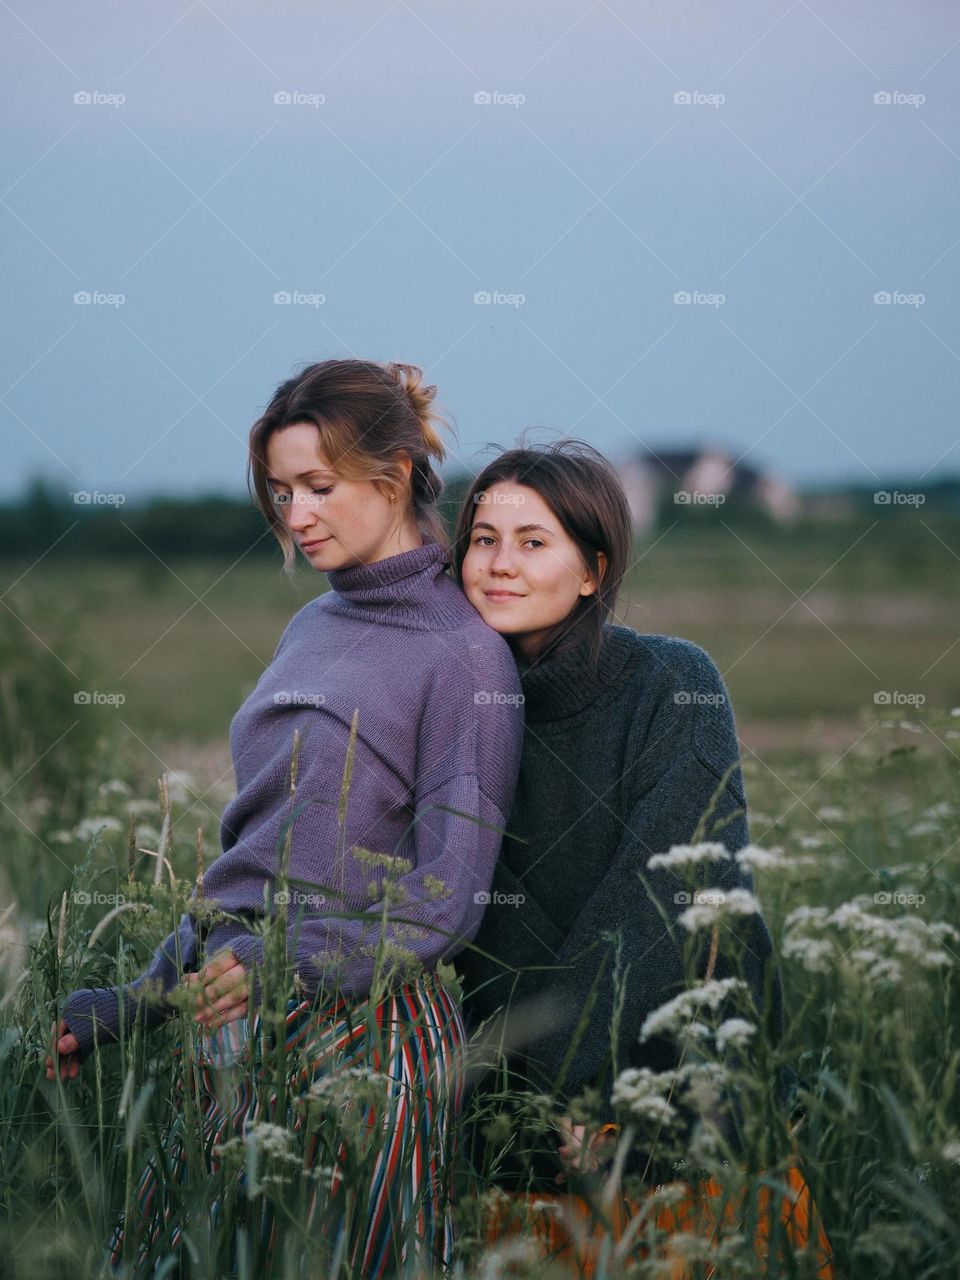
[228,640,526,1001]
[58,912,197,1063]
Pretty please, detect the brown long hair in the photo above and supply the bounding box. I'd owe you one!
[248,358,452,574]
[451,439,633,665]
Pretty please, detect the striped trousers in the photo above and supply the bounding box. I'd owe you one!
[108,969,466,1278]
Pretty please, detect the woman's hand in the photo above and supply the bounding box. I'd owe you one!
[183,948,248,1030]
[554,1115,618,1185]
[45,1018,82,1081]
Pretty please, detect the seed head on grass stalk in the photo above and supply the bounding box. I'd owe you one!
[153,773,171,886]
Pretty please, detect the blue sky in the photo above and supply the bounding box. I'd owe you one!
[2,0,959,501]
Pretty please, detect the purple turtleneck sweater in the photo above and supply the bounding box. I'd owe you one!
[62,540,524,1060]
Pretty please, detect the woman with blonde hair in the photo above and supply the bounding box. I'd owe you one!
[46,359,524,1277]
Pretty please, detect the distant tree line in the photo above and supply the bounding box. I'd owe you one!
[0,473,957,561]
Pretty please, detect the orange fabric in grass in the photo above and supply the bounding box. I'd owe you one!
[482,1162,835,1279]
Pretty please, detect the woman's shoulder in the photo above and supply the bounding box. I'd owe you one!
[605,624,727,692]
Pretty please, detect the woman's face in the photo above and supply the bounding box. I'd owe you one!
[461,481,601,661]
[266,424,420,570]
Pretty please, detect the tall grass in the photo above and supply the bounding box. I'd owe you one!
[2,703,959,1277]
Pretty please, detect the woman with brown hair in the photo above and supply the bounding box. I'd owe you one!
[46,359,524,1277]
[450,440,832,1275]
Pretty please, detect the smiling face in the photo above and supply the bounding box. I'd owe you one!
[265,423,421,571]
[460,481,604,661]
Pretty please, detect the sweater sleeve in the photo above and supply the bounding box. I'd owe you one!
[61,912,197,1064]
[520,642,784,1108]
[228,642,525,1001]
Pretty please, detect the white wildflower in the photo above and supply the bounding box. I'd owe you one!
[782,935,834,973]
[641,978,748,1042]
[715,1018,756,1052]
[942,1141,960,1163]
[98,778,131,798]
[734,844,785,870]
[126,798,157,816]
[678,887,761,932]
[611,1067,678,1124]
[906,820,939,837]
[817,806,844,821]
[797,835,824,849]
[784,905,830,930]
[648,842,731,871]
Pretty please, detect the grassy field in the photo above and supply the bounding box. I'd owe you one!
[1,521,959,1277]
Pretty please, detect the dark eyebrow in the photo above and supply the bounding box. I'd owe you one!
[266,469,335,483]
[472,522,553,535]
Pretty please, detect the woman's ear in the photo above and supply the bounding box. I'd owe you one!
[578,550,608,597]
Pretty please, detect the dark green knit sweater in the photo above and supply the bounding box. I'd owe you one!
[457,620,789,1134]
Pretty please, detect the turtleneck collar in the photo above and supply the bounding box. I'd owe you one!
[517,620,638,723]
[323,539,469,630]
